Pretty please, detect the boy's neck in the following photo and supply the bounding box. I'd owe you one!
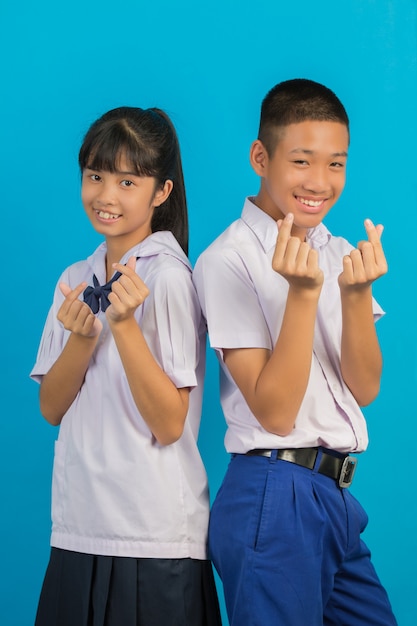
[252,191,309,242]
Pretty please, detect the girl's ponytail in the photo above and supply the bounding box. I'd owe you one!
[149,108,188,256]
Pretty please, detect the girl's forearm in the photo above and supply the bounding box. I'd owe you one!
[109,317,189,445]
[39,333,98,425]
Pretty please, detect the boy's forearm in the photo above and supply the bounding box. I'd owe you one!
[340,287,382,406]
[226,287,320,437]
[108,317,189,445]
[260,288,320,433]
[39,333,99,425]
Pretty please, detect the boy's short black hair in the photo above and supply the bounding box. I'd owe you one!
[258,78,349,155]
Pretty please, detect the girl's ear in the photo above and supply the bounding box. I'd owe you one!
[250,140,269,176]
[154,179,173,207]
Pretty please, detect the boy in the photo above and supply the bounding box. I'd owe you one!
[193,79,397,625]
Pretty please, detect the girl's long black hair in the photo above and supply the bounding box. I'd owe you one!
[78,107,188,255]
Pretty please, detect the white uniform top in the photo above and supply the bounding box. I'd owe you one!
[193,198,384,455]
[31,231,209,559]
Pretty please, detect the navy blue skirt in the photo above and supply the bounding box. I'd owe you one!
[35,548,222,626]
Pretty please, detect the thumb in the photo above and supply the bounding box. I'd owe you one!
[126,256,137,271]
[59,282,72,297]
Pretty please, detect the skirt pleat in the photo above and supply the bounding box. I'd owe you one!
[35,548,222,626]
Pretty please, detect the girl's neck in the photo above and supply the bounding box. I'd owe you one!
[104,233,151,280]
[105,240,133,281]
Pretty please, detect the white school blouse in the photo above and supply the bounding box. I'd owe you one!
[193,198,384,455]
[31,231,209,559]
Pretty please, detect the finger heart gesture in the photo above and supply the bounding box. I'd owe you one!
[338,219,388,291]
[272,213,324,292]
[106,256,149,322]
[57,282,103,338]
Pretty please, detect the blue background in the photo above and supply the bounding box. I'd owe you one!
[0,0,416,624]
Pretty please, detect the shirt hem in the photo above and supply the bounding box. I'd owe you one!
[51,532,208,560]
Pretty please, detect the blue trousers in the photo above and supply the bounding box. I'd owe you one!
[209,449,397,626]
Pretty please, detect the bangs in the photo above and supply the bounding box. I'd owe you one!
[79,122,157,177]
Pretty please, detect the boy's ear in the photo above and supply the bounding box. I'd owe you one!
[250,140,269,176]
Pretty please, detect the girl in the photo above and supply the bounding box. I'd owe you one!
[31,107,221,626]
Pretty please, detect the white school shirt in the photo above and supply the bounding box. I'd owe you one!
[193,198,384,455]
[31,231,210,559]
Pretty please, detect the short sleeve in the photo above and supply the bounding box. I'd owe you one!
[193,248,272,353]
[30,268,71,383]
[142,264,202,389]
[30,280,69,383]
[373,298,385,322]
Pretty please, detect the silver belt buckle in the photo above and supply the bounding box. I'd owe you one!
[338,456,357,488]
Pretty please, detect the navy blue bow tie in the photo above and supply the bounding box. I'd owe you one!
[83,272,122,313]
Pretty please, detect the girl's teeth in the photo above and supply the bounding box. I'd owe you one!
[98,210,119,219]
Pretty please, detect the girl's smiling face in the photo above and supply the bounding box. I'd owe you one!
[81,154,172,252]
[250,120,349,240]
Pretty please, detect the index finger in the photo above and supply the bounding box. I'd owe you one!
[111,260,143,290]
[112,258,137,277]
[59,281,87,300]
[273,213,295,265]
[276,212,294,245]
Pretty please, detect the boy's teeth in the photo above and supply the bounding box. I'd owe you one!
[299,198,322,207]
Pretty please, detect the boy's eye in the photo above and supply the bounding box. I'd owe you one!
[293,160,309,166]
[330,162,345,169]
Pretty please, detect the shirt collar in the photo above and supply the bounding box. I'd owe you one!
[86,231,191,283]
[241,197,331,252]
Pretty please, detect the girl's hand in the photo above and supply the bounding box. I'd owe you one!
[106,256,149,323]
[58,282,103,337]
[338,219,388,292]
[272,213,324,293]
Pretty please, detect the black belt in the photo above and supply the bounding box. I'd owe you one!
[245,447,357,488]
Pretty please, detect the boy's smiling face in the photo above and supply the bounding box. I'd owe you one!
[250,120,349,240]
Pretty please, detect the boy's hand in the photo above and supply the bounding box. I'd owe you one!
[338,219,388,292]
[58,282,103,337]
[272,213,324,292]
[106,256,149,323]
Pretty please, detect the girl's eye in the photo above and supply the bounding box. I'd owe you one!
[89,174,101,182]
[121,179,134,187]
